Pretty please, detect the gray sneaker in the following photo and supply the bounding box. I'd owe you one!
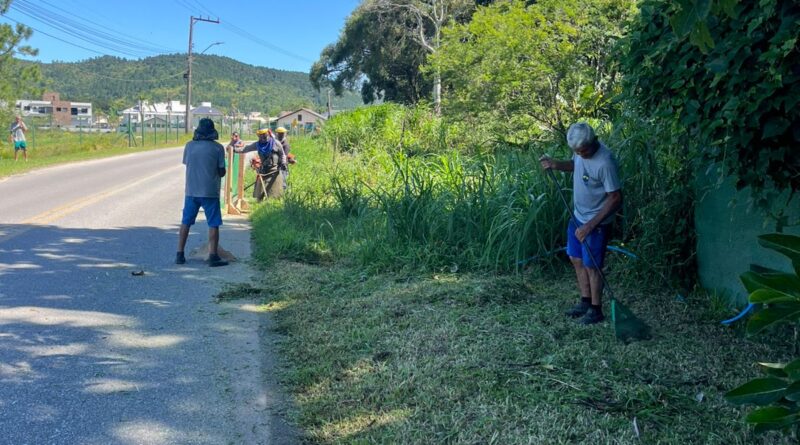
[579,307,605,325]
[565,300,591,318]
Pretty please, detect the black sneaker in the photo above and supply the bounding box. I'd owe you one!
[579,307,605,325]
[565,300,591,318]
[208,254,229,267]
[175,252,186,265]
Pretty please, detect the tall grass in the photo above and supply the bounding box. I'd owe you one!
[254,103,697,290]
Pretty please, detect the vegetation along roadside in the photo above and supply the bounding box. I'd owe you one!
[237,132,795,444]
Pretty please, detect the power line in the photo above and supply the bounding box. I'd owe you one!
[181,0,313,63]
[9,4,151,57]
[10,0,179,58]
[30,0,179,53]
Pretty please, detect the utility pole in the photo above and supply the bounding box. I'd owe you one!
[327,89,332,118]
[185,15,220,134]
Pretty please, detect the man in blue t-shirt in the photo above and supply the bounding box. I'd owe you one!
[539,123,622,324]
[176,118,228,267]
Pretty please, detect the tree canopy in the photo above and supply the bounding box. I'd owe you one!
[0,0,40,121]
[310,0,474,105]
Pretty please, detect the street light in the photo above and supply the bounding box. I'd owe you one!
[200,41,223,55]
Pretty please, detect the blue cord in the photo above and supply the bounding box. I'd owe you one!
[721,303,755,325]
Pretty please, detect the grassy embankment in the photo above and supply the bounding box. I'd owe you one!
[0,128,197,178]
[239,134,794,444]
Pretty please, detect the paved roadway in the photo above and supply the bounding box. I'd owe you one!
[0,148,296,445]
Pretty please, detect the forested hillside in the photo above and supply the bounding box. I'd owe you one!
[32,54,362,115]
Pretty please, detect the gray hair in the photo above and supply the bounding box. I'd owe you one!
[566,122,597,150]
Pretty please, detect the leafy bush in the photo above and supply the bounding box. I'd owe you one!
[726,234,800,435]
[621,0,800,205]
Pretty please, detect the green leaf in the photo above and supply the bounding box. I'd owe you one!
[745,406,798,427]
[740,271,800,297]
[726,377,788,405]
[717,0,738,17]
[670,0,712,37]
[749,289,800,304]
[759,361,789,378]
[689,21,715,53]
[759,234,800,264]
[784,381,800,402]
[747,303,800,337]
[762,117,790,139]
[706,57,727,73]
[784,358,800,380]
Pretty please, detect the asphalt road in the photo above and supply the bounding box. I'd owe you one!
[0,148,297,445]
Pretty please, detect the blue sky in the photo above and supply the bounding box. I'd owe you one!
[1,0,361,72]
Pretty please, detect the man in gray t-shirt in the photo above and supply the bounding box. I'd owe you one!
[175,118,228,267]
[539,123,622,325]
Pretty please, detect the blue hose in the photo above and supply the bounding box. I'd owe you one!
[721,303,756,325]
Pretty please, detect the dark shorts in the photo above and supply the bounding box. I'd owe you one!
[181,196,223,228]
[14,141,26,151]
[566,218,611,269]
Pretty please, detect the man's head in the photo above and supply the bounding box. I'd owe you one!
[193,118,219,141]
[256,128,271,141]
[231,132,239,139]
[567,122,599,158]
[275,126,287,140]
[14,115,22,123]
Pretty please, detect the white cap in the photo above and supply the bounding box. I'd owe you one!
[566,122,597,150]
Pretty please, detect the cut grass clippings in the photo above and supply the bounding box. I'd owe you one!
[249,260,794,444]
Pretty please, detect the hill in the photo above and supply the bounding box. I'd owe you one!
[33,54,362,116]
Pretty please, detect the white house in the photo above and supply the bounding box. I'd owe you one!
[121,100,186,128]
[275,108,327,131]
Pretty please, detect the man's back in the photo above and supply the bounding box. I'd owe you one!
[183,139,225,198]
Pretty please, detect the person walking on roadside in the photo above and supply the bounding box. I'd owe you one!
[234,128,286,202]
[539,122,622,325]
[9,116,28,162]
[176,118,229,267]
[275,126,293,189]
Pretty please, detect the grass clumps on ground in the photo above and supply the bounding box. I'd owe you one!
[252,259,793,444]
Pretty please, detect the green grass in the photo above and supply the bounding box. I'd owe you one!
[0,128,198,178]
[240,135,795,443]
[245,260,793,444]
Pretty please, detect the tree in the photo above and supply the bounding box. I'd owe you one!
[369,0,474,114]
[310,0,474,108]
[0,0,41,121]
[429,0,633,143]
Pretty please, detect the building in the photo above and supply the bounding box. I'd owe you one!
[15,92,93,127]
[120,100,186,129]
[274,108,327,131]
[190,102,223,127]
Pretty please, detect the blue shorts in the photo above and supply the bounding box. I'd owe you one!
[566,218,611,269]
[181,196,223,228]
[14,141,26,151]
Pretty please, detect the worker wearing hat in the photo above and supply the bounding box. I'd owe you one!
[275,126,294,189]
[234,128,286,201]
